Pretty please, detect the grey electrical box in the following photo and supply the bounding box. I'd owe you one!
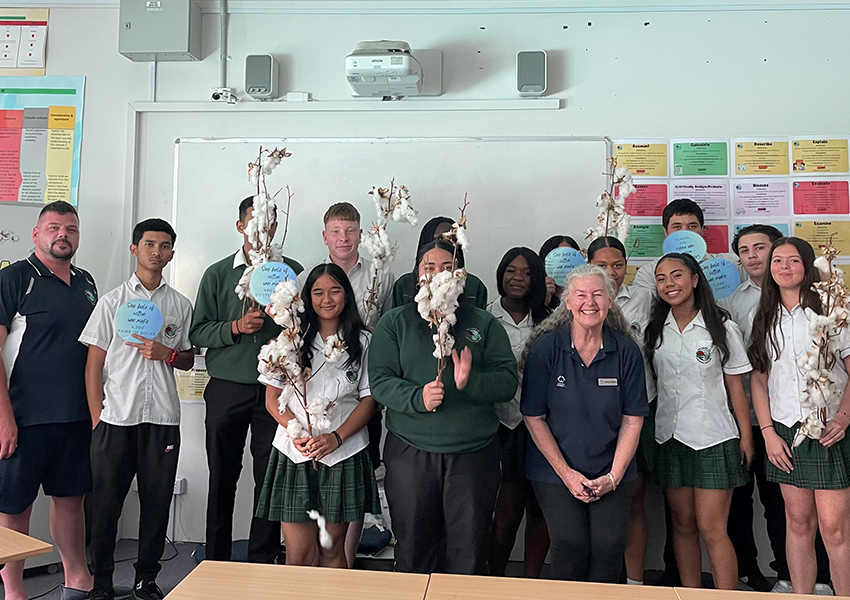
[119,0,202,62]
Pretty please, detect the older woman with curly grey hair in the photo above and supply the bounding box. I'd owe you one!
[520,263,649,583]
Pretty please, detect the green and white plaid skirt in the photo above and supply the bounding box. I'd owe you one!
[765,421,850,490]
[656,437,750,490]
[256,447,381,524]
[636,400,657,475]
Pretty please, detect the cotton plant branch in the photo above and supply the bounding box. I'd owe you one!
[235,146,293,304]
[584,157,636,242]
[361,180,419,322]
[414,196,469,378]
[793,237,850,448]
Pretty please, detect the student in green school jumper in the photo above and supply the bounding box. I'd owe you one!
[749,237,850,596]
[369,239,518,575]
[645,253,753,591]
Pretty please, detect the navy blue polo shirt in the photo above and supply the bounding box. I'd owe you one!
[0,254,98,427]
[520,324,649,484]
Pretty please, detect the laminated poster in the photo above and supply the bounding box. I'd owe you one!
[733,140,789,176]
[614,142,668,177]
[624,224,665,258]
[792,180,850,215]
[795,221,850,256]
[672,141,728,177]
[702,223,730,254]
[732,180,790,218]
[672,180,729,219]
[791,139,849,174]
[619,182,668,217]
[732,222,791,238]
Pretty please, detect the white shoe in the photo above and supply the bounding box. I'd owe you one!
[771,581,794,593]
[814,583,834,596]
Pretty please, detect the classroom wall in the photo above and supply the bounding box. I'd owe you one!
[17,0,850,572]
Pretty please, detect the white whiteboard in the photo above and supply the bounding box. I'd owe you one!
[171,137,610,304]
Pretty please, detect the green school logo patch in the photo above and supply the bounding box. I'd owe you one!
[85,289,96,305]
[345,369,359,384]
[630,322,642,335]
[696,346,712,364]
[164,323,178,339]
[465,328,482,343]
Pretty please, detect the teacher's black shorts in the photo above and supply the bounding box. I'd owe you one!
[0,421,92,515]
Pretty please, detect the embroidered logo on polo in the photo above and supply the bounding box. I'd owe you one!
[85,289,97,305]
[465,327,482,343]
[345,368,359,384]
[696,346,712,364]
[164,323,178,339]
[556,375,566,388]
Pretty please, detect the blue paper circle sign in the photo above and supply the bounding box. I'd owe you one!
[250,262,297,306]
[544,247,586,285]
[114,299,163,343]
[701,257,740,300]
[663,230,707,262]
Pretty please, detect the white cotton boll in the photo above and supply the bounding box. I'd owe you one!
[262,153,281,175]
[614,166,631,181]
[286,418,308,439]
[307,510,333,549]
[814,256,831,276]
[617,214,631,242]
[321,334,347,364]
[455,225,470,250]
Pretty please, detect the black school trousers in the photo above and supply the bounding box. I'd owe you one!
[89,422,179,591]
[383,432,501,574]
[204,378,280,563]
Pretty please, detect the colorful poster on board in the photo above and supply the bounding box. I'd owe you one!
[0,76,84,205]
[672,141,728,177]
[671,180,729,219]
[732,222,791,238]
[619,182,668,216]
[732,180,790,218]
[614,141,668,177]
[703,223,730,254]
[795,220,850,255]
[0,9,48,77]
[791,139,849,174]
[792,180,850,215]
[624,223,665,258]
[733,140,789,176]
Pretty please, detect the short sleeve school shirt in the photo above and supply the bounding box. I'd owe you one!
[78,274,193,426]
[653,311,751,450]
[616,284,656,401]
[521,324,649,484]
[259,330,372,467]
[486,299,534,429]
[0,255,98,426]
[766,304,850,428]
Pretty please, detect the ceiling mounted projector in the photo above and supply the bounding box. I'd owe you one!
[345,40,423,98]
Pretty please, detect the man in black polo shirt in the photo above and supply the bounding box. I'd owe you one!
[0,202,97,600]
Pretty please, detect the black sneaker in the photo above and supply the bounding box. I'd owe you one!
[131,581,164,600]
[89,589,115,600]
[742,570,773,593]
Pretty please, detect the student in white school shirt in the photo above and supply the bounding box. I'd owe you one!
[256,263,380,569]
[486,247,552,578]
[80,219,193,600]
[748,238,850,597]
[717,225,835,593]
[644,252,754,591]
[587,236,655,586]
[631,199,745,293]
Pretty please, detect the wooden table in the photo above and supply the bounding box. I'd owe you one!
[0,526,53,565]
[165,561,430,600]
[426,573,681,600]
[674,587,821,600]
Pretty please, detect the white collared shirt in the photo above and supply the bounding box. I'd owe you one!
[79,274,193,426]
[718,277,762,425]
[616,284,656,400]
[765,304,850,428]
[654,310,751,449]
[487,299,535,429]
[297,255,395,328]
[632,251,746,293]
[259,331,372,466]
